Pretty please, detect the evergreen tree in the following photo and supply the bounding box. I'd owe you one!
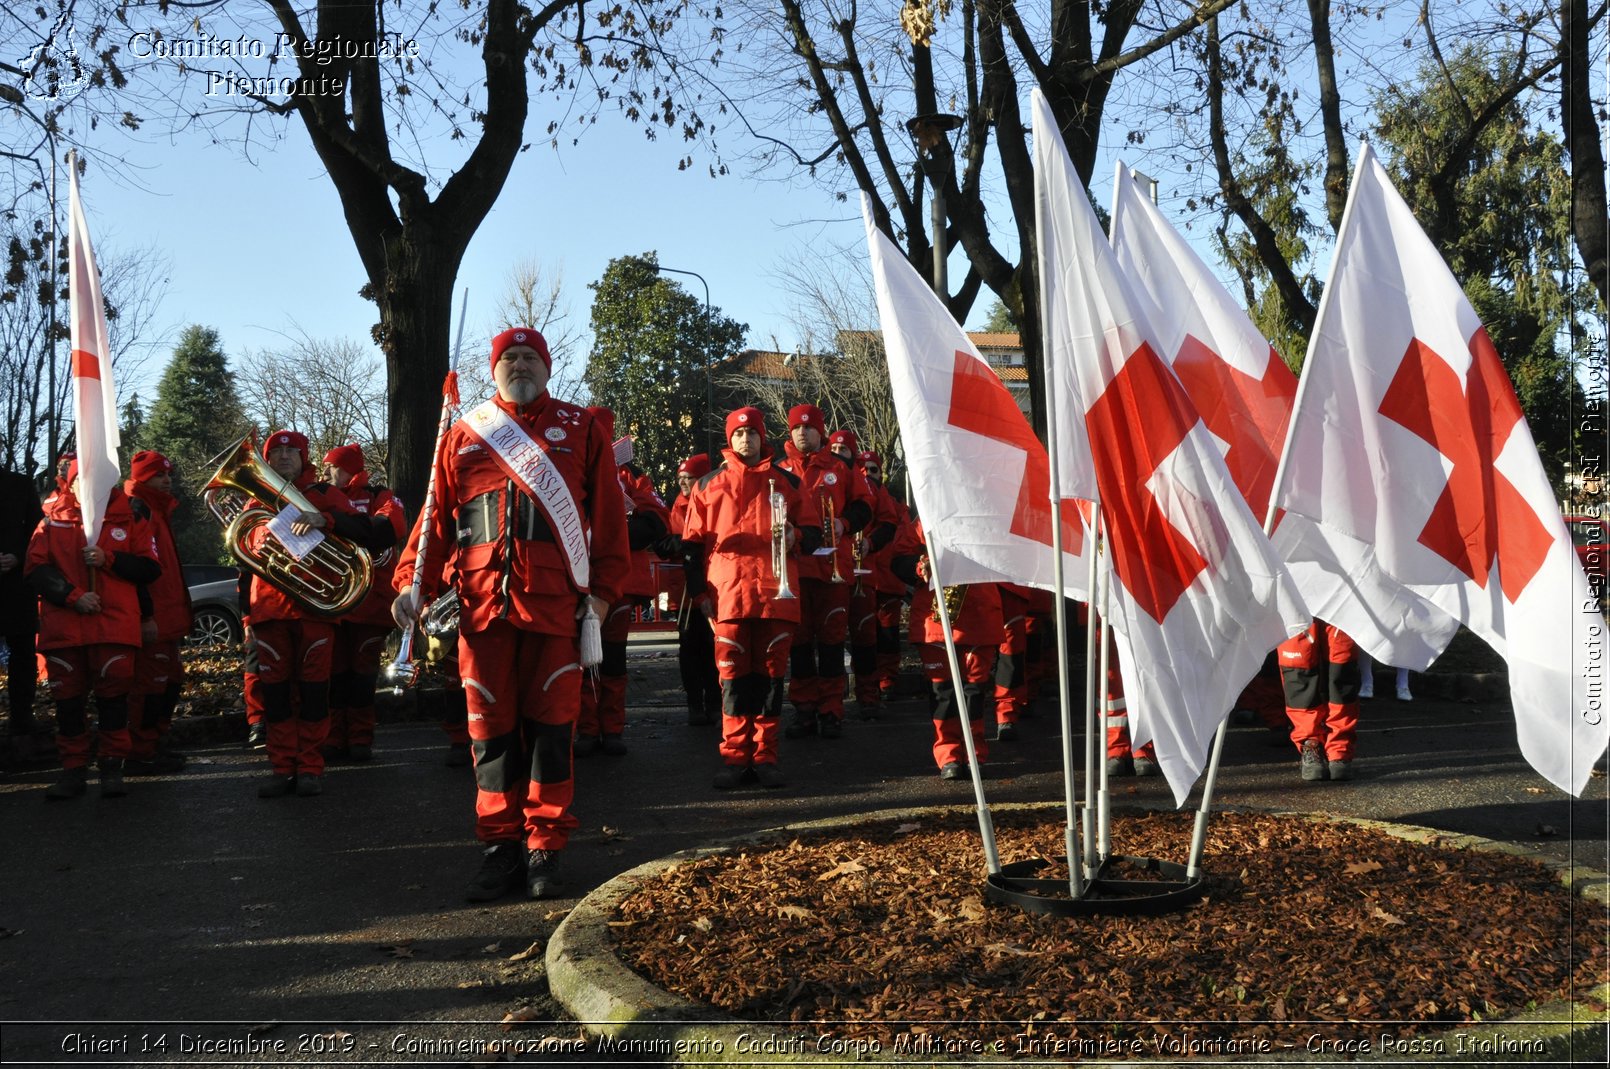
[980,299,1019,333]
[118,392,145,458]
[584,254,747,490]
[144,326,250,564]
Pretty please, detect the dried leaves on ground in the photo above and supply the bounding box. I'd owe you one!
[614,810,1606,1057]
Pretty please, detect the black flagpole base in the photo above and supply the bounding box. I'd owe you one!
[984,854,1207,916]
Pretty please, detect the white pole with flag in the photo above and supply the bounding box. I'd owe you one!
[1269,141,1608,796]
[66,154,121,548]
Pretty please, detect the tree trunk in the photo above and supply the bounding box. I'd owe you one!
[1563,0,1610,310]
[373,226,459,510]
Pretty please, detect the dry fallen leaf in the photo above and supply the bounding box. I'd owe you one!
[508,940,544,962]
[958,898,988,923]
[691,916,713,932]
[892,822,922,835]
[1344,860,1384,875]
[543,909,570,922]
[777,904,814,920]
[501,1007,539,1030]
[817,859,867,882]
[1370,906,1406,926]
[1524,787,1547,795]
[482,942,502,954]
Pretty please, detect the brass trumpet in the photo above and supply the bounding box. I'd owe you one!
[204,435,373,618]
[931,584,968,623]
[769,478,796,600]
[824,494,845,584]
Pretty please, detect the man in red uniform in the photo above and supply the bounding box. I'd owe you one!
[393,327,630,902]
[1,464,44,754]
[123,450,193,775]
[26,460,161,798]
[662,452,719,725]
[856,450,911,706]
[247,430,377,800]
[1279,621,1361,782]
[893,522,1002,779]
[574,409,670,757]
[825,433,898,722]
[682,407,820,788]
[321,443,408,762]
[777,405,874,740]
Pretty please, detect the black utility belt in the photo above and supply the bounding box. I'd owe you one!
[456,491,554,546]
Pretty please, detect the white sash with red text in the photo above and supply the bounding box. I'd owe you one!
[459,400,591,590]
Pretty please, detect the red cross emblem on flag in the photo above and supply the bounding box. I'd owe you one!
[1084,343,1210,622]
[1376,328,1553,602]
[944,351,1084,556]
[1171,336,1295,513]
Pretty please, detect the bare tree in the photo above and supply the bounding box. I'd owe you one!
[235,332,389,472]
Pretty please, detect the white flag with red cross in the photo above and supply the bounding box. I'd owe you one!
[67,163,121,544]
[862,194,1091,600]
[1108,160,1462,666]
[1271,142,1607,796]
[1108,164,1298,518]
[1031,91,1309,804]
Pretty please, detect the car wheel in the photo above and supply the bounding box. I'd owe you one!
[190,607,241,647]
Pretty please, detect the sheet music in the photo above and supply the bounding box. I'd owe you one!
[266,505,326,561]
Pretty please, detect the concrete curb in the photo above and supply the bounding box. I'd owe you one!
[545,802,1608,1065]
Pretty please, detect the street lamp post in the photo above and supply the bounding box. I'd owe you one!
[653,264,716,461]
[905,112,964,296]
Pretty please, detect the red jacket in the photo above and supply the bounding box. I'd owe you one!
[26,486,160,650]
[861,480,909,596]
[894,521,1004,646]
[681,449,821,623]
[124,479,193,642]
[620,466,670,600]
[245,471,369,624]
[394,394,630,637]
[336,471,409,627]
[777,442,874,584]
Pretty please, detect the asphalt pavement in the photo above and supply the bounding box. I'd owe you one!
[0,634,1605,1065]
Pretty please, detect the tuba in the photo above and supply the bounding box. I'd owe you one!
[204,435,374,618]
[384,590,461,689]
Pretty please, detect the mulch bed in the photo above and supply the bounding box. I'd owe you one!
[613,809,1607,1057]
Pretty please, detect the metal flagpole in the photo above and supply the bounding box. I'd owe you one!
[927,541,999,875]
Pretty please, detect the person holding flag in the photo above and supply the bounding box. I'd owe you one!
[26,459,161,798]
[392,327,630,902]
[122,450,193,776]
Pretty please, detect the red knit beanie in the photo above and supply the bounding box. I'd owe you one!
[678,453,711,478]
[263,429,310,467]
[788,403,825,432]
[857,449,883,470]
[828,429,858,454]
[726,406,766,442]
[322,443,363,475]
[490,327,552,375]
[130,450,173,483]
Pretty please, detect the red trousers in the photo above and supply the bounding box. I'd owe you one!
[1102,634,1155,760]
[1279,622,1360,761]
[712,618,792,768]
[327,622,389,748]
[40,643,136,767]
[576,598,635,738]
[788,578,851,720]
[994,608,1030,726]
[128,639,184,760]
[875,595,904,698]
[922,643,995,769]
[254,619,336,777]
[458,620,582,851]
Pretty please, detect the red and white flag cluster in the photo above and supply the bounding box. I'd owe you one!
[1271,143,1606,796]
[1031,91,1309,804]
[67,164,121,544]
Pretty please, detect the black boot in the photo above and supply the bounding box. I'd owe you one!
[44,766,89,801]
[98,758,127,798]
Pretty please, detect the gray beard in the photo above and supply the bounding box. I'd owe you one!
[504,380,540,405]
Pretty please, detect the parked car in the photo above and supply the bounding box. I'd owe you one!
[184,564,243,646]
